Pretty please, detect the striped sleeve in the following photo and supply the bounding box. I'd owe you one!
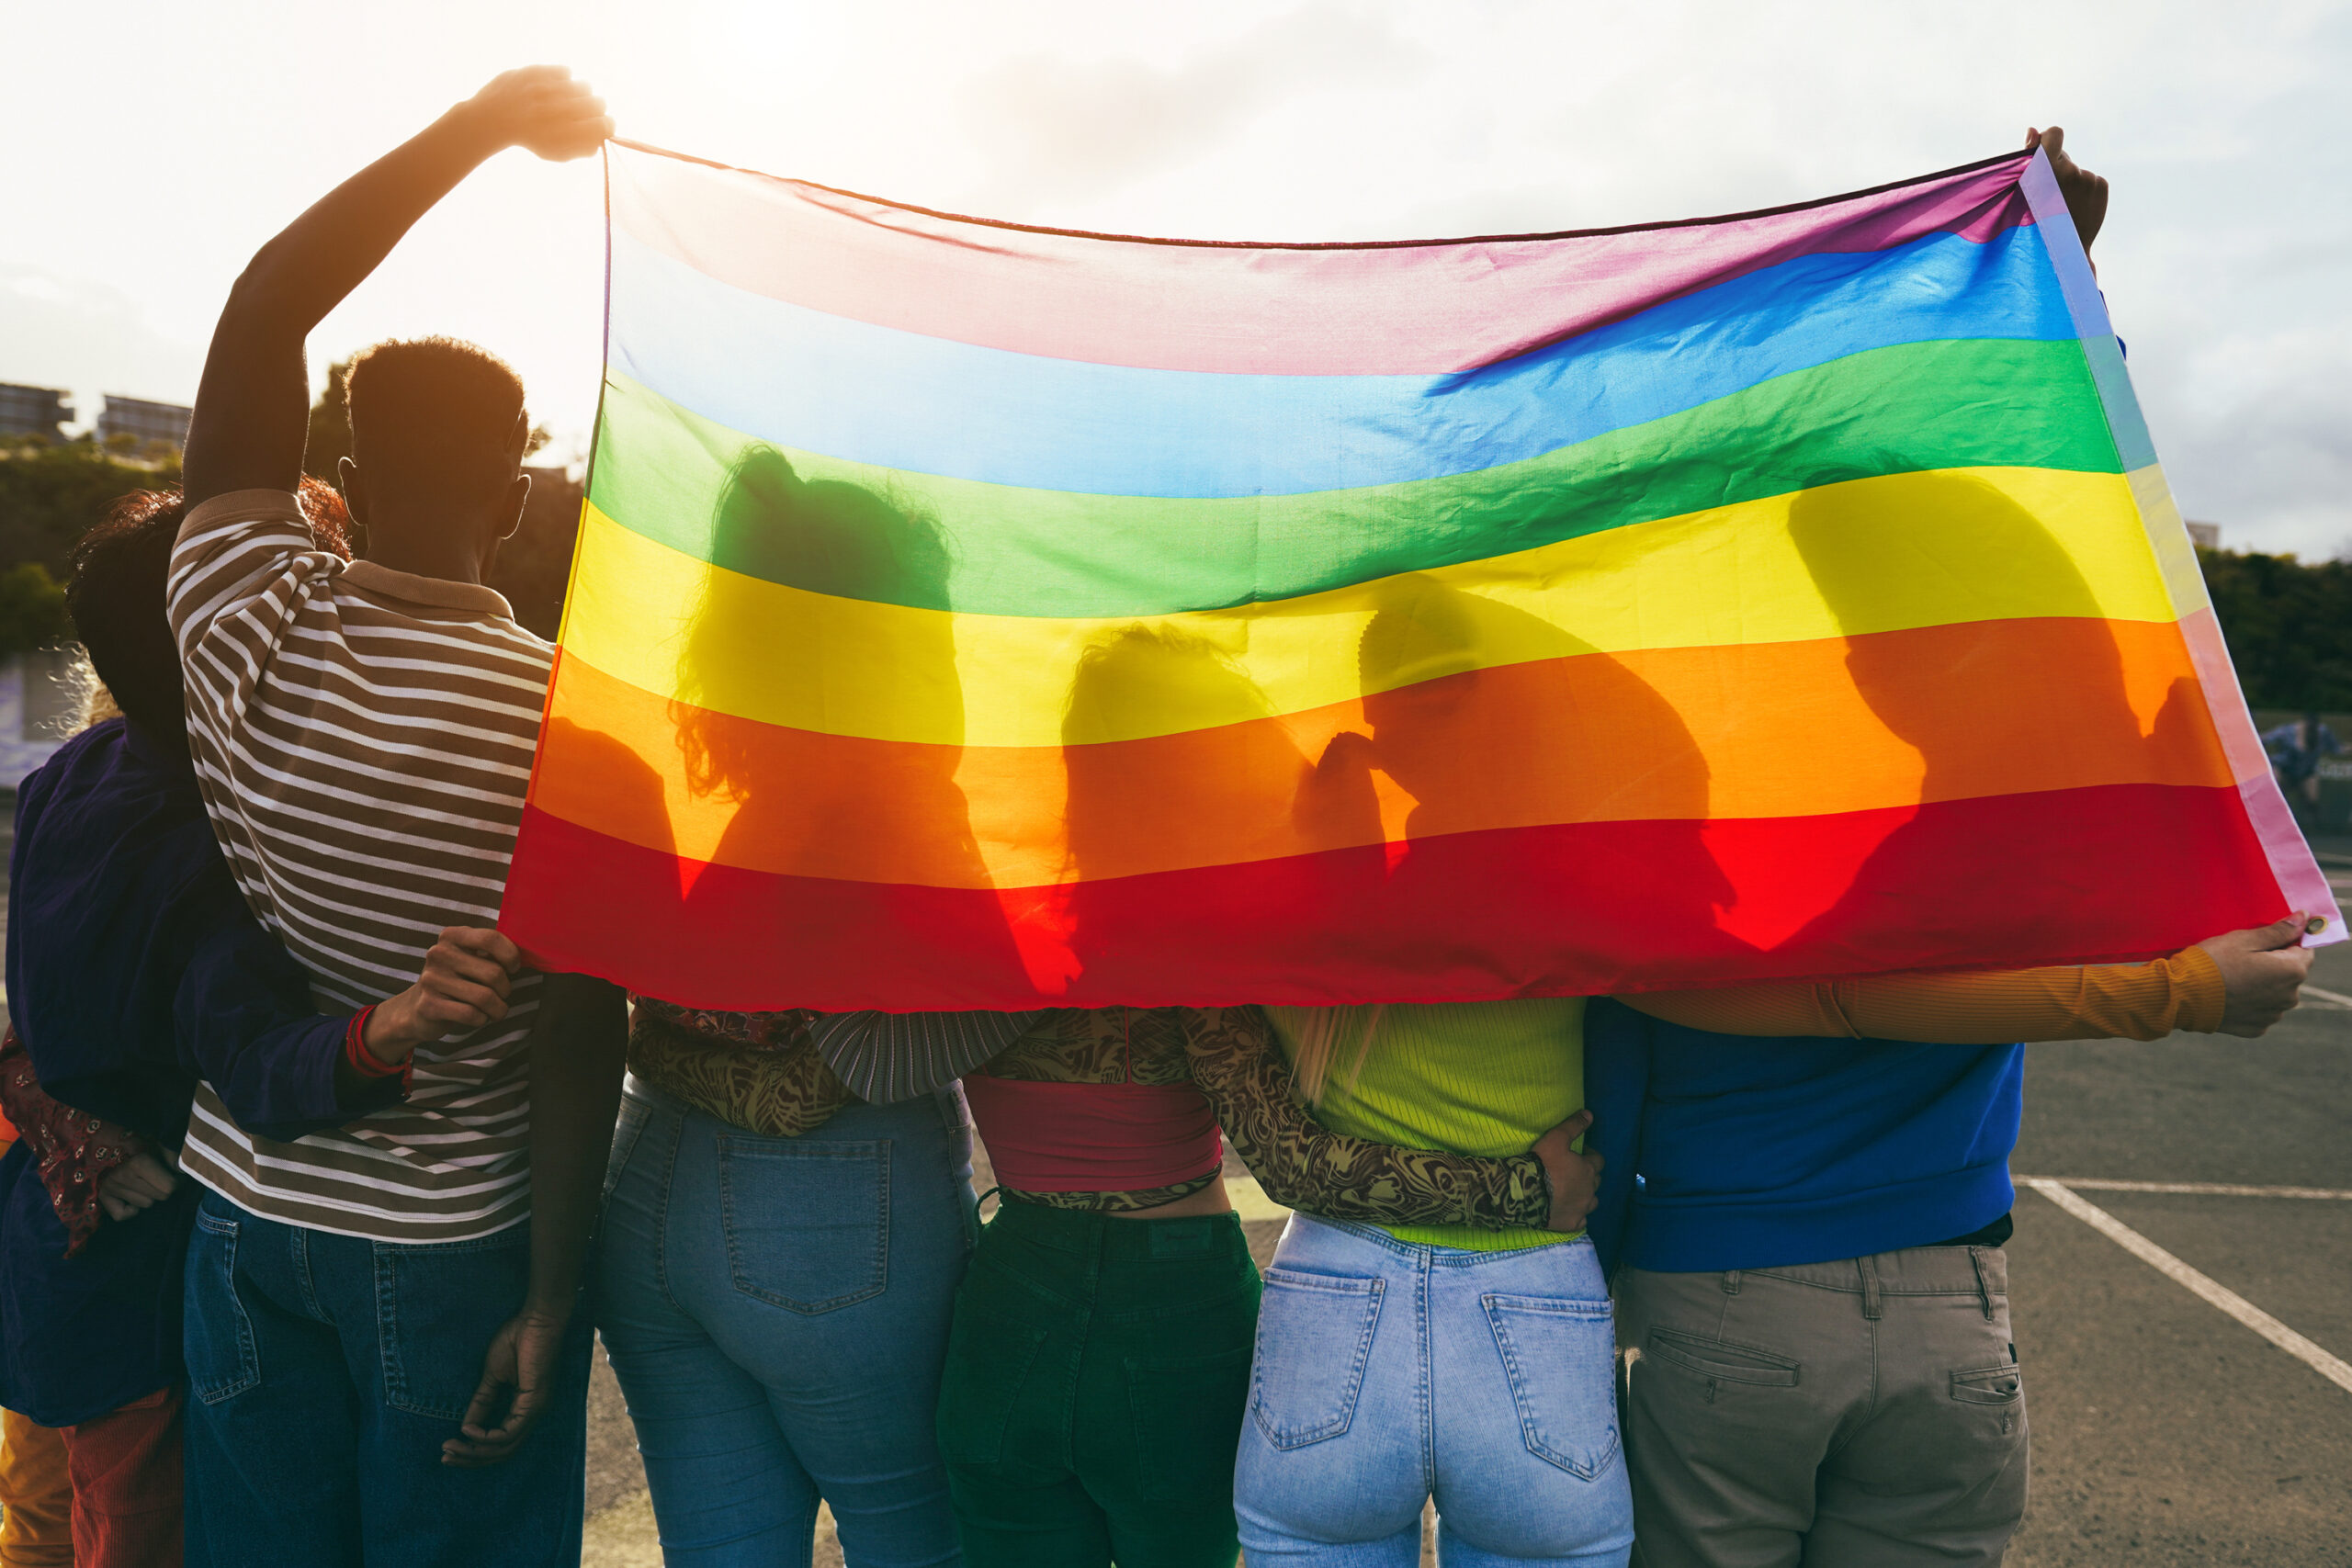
[169,490,342,730]
[808,1010,1044,1103]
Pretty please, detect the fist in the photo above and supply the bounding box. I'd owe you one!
[2025,126,2109,255]
[2196,914,2316,1037]
[463,66,612,163]
[369,926,529,1062]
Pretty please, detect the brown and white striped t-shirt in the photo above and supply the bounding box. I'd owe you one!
[170,490,553,1241]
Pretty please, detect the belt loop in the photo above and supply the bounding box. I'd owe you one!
[1971,1247,1996,1321]
[1857,1254,1883,1321]
[1720,1269,1743,1296]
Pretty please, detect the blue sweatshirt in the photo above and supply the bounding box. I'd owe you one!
[1583,997,2020,1274]
[0,718,396,1426]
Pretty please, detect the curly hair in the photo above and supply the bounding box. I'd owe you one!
[67,478,352,745]
[345,336,527,505]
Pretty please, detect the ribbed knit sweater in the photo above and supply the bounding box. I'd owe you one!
[1264,999,1583,1251]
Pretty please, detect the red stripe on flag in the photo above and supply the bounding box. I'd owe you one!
[501,782,2281,1012]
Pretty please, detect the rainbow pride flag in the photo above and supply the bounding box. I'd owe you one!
[502,141,2340,1010]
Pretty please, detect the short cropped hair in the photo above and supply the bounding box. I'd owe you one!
[68,479,352,744]
[345,337,527,502]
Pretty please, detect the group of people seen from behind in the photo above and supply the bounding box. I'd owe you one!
[0,66,2318,1568]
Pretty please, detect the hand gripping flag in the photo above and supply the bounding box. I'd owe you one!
[502,141,2341,1010]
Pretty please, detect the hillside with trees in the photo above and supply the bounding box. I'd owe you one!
[0,364,582,649]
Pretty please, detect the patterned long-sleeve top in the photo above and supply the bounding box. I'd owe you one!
[631,1000,1553,1230]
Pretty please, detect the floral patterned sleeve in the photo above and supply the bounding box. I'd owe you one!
[1177,1008,1552,1229]
[627,1016,853,1139]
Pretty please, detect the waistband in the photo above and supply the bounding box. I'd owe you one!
[1290,1212,1597,1270]
[986,1193,1249,1261]
[1691,1243,2008,1298]
[623,1073,967,1142]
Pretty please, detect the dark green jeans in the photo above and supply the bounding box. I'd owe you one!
[936,1199,1262,1567]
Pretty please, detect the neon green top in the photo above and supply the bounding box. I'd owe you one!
[1262,998,1585,1251]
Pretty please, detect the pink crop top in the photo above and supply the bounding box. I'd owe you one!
[961,1074,1224,1193]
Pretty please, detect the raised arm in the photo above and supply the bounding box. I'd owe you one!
[182,67,608,507]
[1179,1008,1599,1233]
[1623,917,2314,1043]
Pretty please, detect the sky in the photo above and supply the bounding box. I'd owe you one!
[4,0,2347,554]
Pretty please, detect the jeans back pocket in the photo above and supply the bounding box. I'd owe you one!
[1250,1269,1385,1450]
[718,1134,888,1314]
[186,1206,260,1404]
[1483,1293,1622,1480]
[375,1226,533,1420]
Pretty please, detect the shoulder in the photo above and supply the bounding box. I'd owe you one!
[174,489,323,573]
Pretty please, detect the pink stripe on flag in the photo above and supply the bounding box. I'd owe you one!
[609,143,2037,376]
[2177,607,2345,943]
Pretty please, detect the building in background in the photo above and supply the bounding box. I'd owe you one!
[0,383,74,441]
[2187,520,2222,549]
[96,394,192,447]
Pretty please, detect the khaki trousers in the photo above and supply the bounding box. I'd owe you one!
[1618,1247,2028,1568]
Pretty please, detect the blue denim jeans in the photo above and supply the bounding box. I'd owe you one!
[180,1192,591,1568]
[1235,1217,1633,1568]
[595,1079,978,1567]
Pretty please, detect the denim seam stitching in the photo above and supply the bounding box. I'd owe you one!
[651,1103,683,1313]
[190,1213,260,1404]
[1418,1253,1435,1495]
[291,1224,325,1323]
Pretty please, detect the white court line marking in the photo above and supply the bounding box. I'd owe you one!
[2026,1179,2352,1396]
[2016,1176,2352,1201]
[2300,984,2352,1009]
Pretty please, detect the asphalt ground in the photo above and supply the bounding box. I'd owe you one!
[0,807,2342,1562]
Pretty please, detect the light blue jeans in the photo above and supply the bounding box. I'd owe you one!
[1235,1216,1633,1568]
[595,1078,978,1567]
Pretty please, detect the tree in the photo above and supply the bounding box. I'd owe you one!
[0,560,71,655]
[304,357,356,478]
[0,440,181,579]
[2197,547,2352,713]
[488,467,584,640]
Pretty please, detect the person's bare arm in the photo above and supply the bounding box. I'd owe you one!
[182,67,608,508]
[442,970,627,1467]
